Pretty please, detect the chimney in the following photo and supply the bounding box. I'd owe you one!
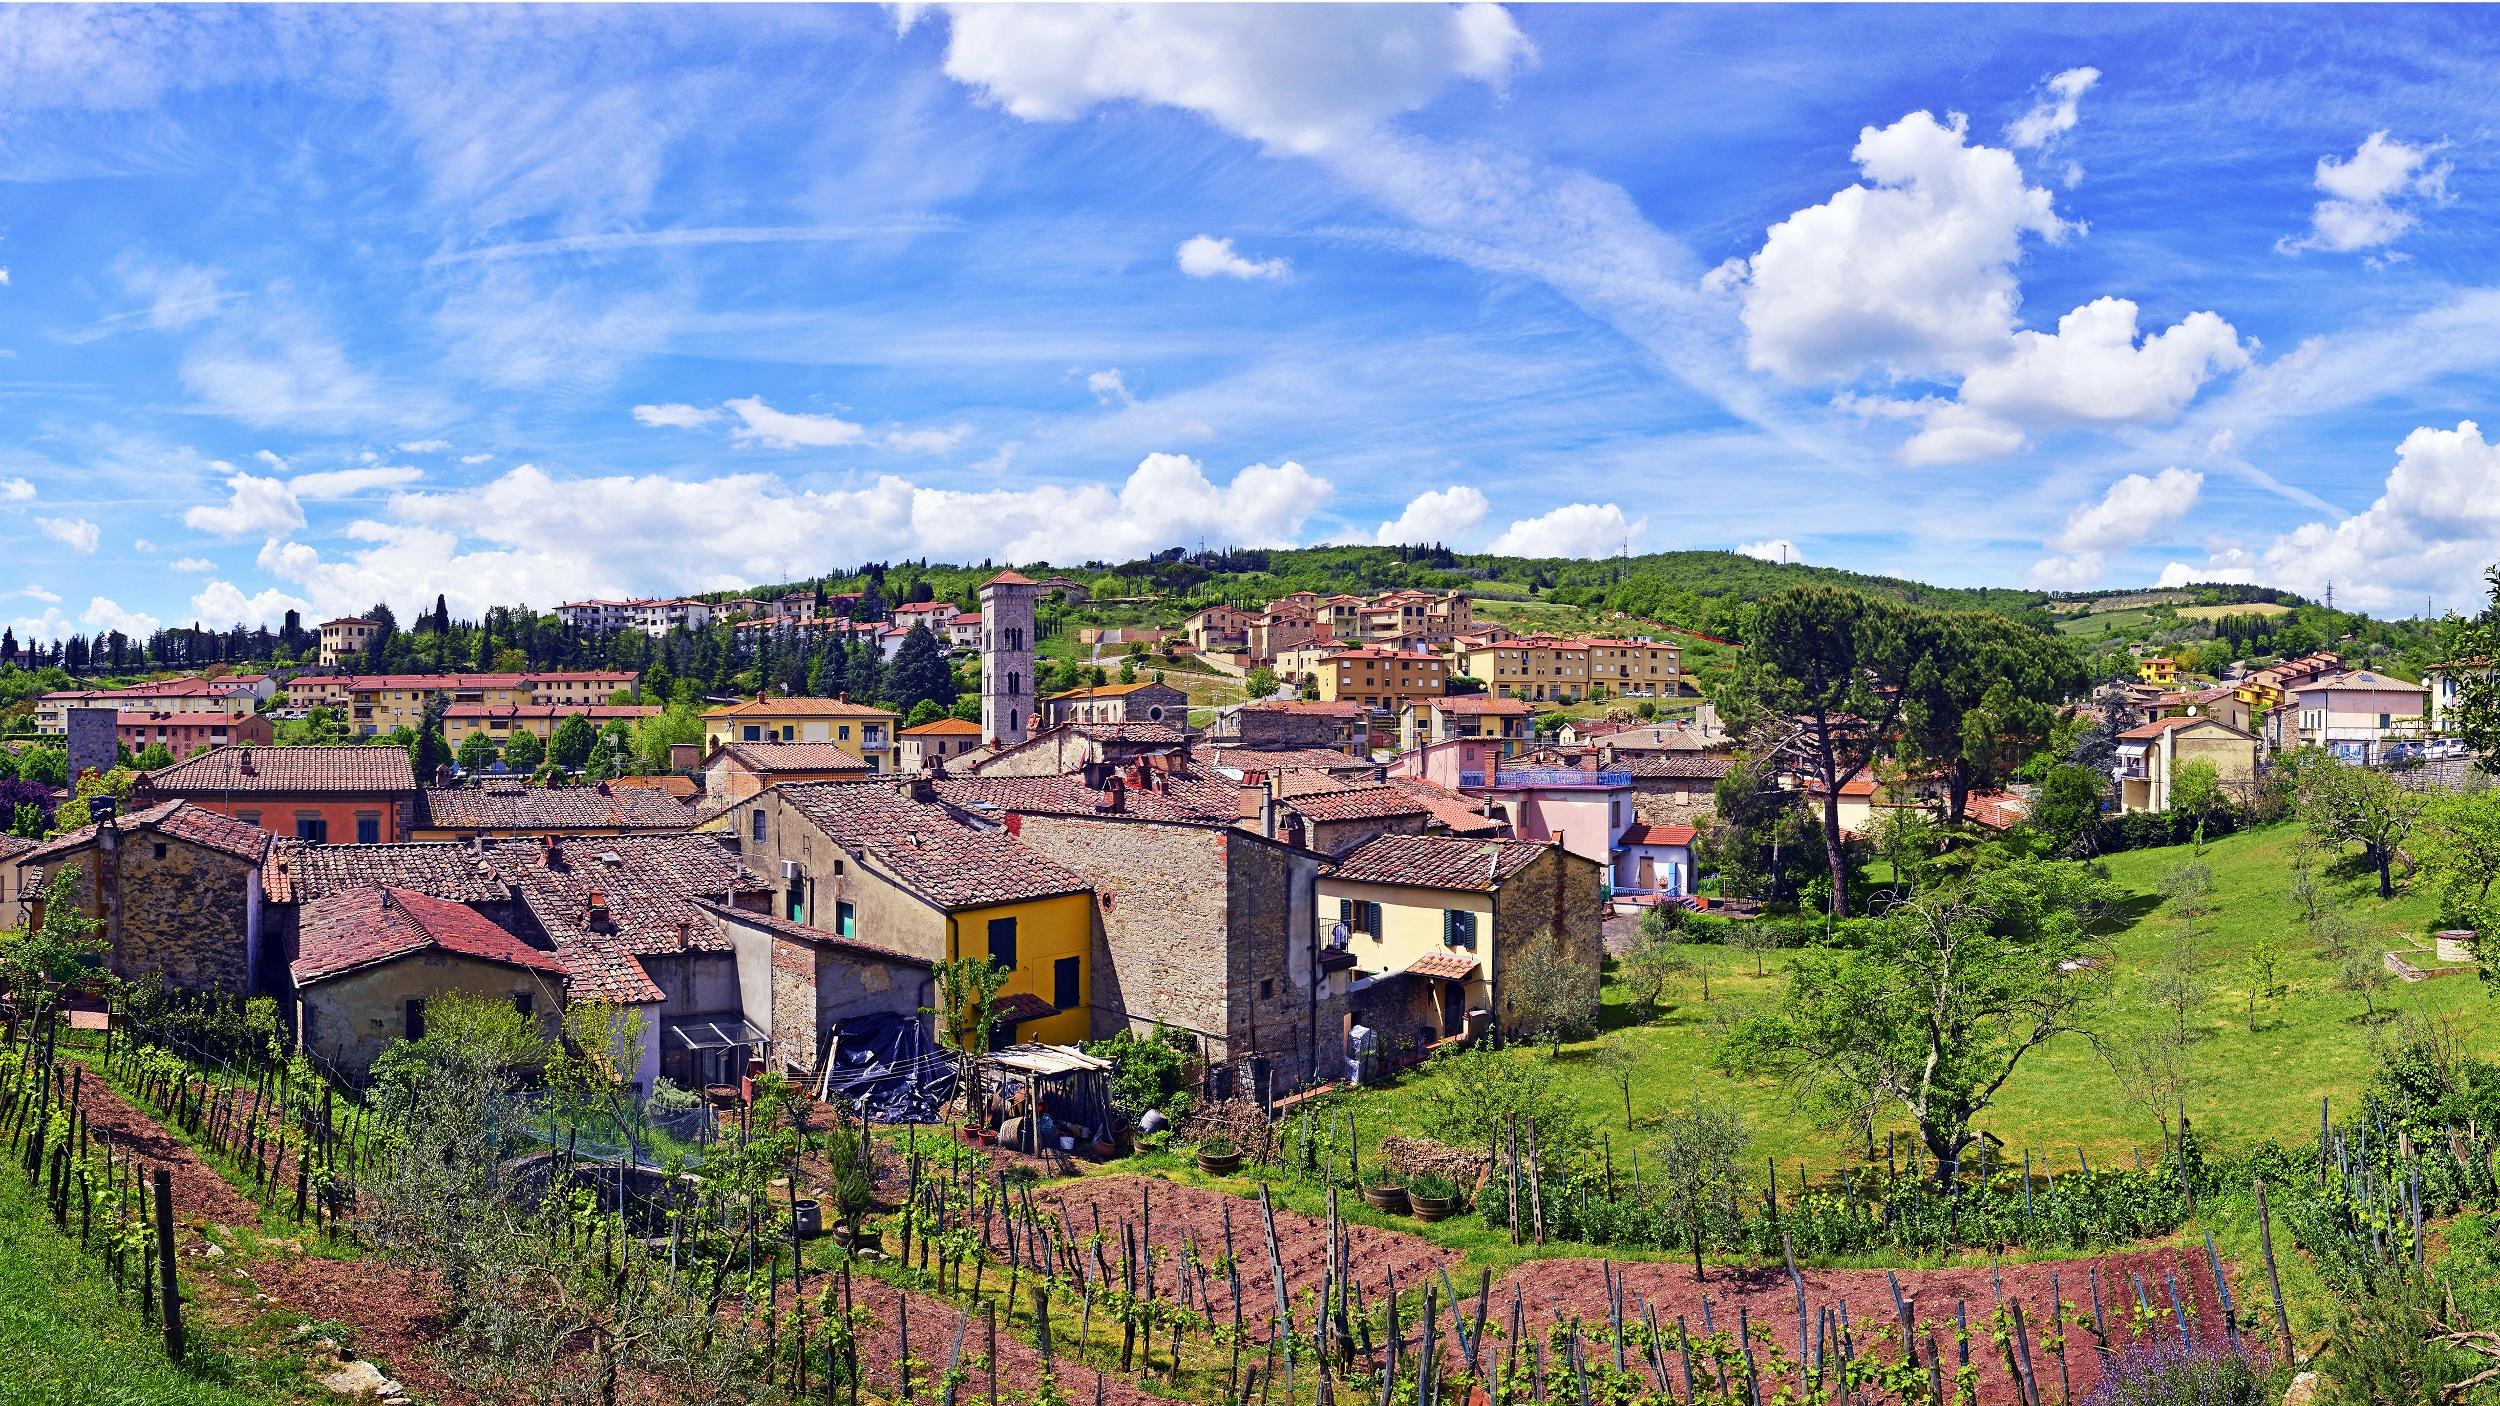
[907,773,935,803]
[585,890,612,931]
[673,918,691,952]
[378,889,394,911]
[541,833,566,870]
[238,750,257,777]
[1281,812,1305,850]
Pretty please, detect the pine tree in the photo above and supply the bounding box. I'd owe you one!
[887,624,955,715]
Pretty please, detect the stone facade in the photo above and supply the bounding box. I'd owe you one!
[40,829,261,994]
[300,951,562,1079]
[1008,813,1344,1094]
[1486,844,1606,1031]
[980,574,1039,747]
[716,908,933,1078]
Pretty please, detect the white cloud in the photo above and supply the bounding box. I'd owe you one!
[929,3,1532,158]
[2281,131,2453,256]
[81,596,159,637]
[1177,235,1291,281]
[131,538,155,553]
[396,439,452,453]
[632,402,722,430]
[190,579,309,629]
[460,453,495,465]
[36,516,100,553]
[1904,298,2249,463]
[182,471,305,537]
[17,585,60,603]
[288,465,423,499]
[171,557,216,573]
[2024,466,2203,590]
[2200,421,2500,612]
[1488,502,1642,558]
[1087,369,1137,407]
[2155,552,2259,589]
[254,455,1335,617]
[175,298,397,430]
[0,476,31,502]
[2007,67,2100,150]
[0,266,10,287]
[1734,538,1802,564]
[253,449,289,471]
[723,396,867,449]
[1376,485,1489,545]
[1716,110,2071,383]
[883,424,973,454]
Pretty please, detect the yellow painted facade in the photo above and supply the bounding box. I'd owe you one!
[703,701,900,771]
[945,892,1094,1045]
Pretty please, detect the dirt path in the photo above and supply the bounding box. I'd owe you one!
[70,1074,485,1406]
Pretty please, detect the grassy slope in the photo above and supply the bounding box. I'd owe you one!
[1345,823,2494,1179]
[0,1166,301,1406]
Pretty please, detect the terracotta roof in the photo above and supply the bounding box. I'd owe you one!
[1327,834,1553,891]
[776,782,1090,910]
[1379,777,1506,837]
[1610,750,1730,780]
[2290,670,2425,694]
[901,718,982,737]
[148,745,416,795]
[443,704,659,722]
[15,799,272,869]
[1281,785,1431,824]
[690,897,929,966]
[714,741,870,773]
[263,839,513,905]
[703,697,898,719]
[605,774,700,801]
[1966,792,2028,831]
[1069,722,1188,745]
[1619,823,1697,847]
[1241,700,1366,717]
[982,570,1037,587]
[936,770,1245,827]
[421,783,694,833]
[1201,744,1375,775]
[482,833,770,1003]
[293,886,566,985]
[1405,953,1479,981]
[992,991,1059,1026]
[2117,717,2210,740]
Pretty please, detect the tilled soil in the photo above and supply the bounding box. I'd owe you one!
[1496,1246,2234,1406]
[1036,1175,1461,1338]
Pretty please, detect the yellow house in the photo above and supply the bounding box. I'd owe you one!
[1316,648,1447,711]
[729,780,1094,1045]
[703,695,900,773]
[2113,716,2259,813]
[442,704,659,746]
[2137,657,2179,686]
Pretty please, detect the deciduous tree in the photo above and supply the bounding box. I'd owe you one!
[1650,1098,1750,1279]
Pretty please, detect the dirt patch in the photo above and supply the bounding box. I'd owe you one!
[1498,1246,2233,1406]
[72,1075,265,1226]
[790,1267,1190,1406]
[1037,1175,1459,1339]
[249,1255,484,1406]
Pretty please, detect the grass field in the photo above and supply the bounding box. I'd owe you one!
[1344,822,2491,1179]
[0,1163,304,1406]
[2179,603,2294,621]
[2054,607,2154,638]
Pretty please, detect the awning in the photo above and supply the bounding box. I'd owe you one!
[666,1015,767,1052]
[1405,953,1480,981]
[992,991,1058,1027]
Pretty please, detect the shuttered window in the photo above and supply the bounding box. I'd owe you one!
[1443,909,1477,950]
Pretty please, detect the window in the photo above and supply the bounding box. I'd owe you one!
[296,814,328,843]
[355,812,381,844]
[750,810,768,843]
[1007,672,1020,697]
[1444,909,1478,950]
[1259,978,1274,1000]
[786,882,806,924]
[743,724,763,741]
[1337,898,1384,937]
[151,843,168,861]
[513,992,533,1019]
[404,998,426,1041]
[236,810,261,828]
[1053,956,1080,1011]
[987,916,1018,971]
[835,901,855,938]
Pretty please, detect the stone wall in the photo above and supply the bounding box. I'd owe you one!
[1488,845,1606,1035]
[53,830,258,994]
[300,952,562,1079]
[1305,812,1427,859]
[731,790,951,961]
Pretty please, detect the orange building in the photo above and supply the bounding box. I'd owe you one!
[143,745,420,844]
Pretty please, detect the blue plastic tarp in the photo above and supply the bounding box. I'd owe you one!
[821,1012,958,1123]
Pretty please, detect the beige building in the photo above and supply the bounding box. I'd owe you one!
[899,718,983,771]
[291,886,569,1079]
[1316,648,1447,711]
[285,671,640,737]
[1455,634,1684,704]
[2113,716,2260,813]
[1042,680,1190,729]
[1183,604,1255,655]
[702,695,900,772]
[318,616,380,667]
[1398,695,1532,755]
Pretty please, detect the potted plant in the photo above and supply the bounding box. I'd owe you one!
[1362,1177,1410,1216]
[1197,1137,1242,1176]
[1406,1172,1459,1222]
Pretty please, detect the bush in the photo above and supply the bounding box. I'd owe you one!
[1083,1026,1199,1122]
[2082,1339,2271,1406]
[1407,1171,1457,1200]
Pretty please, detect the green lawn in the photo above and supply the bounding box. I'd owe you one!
[1343,822,2494,1181]
[0,1161,307,1406]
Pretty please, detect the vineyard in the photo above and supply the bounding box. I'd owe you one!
[3,992,2497,1406]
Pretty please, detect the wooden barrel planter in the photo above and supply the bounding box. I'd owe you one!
[1408,1192,1458,1223]
[1196,1141,1243,1176]
[1362,1183,1410,1216]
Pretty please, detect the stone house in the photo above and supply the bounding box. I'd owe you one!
[1202,700,1372,754]
[1183,604,1255,656]
[1041,681,1190,730]
[898,718,982,772]
[962,722,1189,778]
[725,780,1098,1063]
[1610,750,1733,828]
[1320,834,1604,1064]
[14,799,272,996]
[702,902,934,1084]
[290,886,569,1079]
[700,741,871,805]
[1267,781,1433,859]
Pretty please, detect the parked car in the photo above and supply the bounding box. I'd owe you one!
[2426,738,2471,760]
[2382,741,2426,765]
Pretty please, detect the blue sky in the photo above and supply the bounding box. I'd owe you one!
[5,4,2500,641]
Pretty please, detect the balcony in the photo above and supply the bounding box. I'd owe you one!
[1460,767,1632,790]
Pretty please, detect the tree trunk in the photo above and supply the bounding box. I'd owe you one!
[1689,1221,1703,1281]
[1822,790,1849,919]
[2377,847,2394,899]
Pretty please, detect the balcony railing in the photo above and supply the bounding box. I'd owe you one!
[1461,767,1632,789]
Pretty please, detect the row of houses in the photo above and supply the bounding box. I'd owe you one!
[2108,651,2456,812]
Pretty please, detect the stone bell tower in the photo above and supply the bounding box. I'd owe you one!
[978,571,1039,747]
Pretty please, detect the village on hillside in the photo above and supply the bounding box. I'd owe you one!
[6,547,2500,1406]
